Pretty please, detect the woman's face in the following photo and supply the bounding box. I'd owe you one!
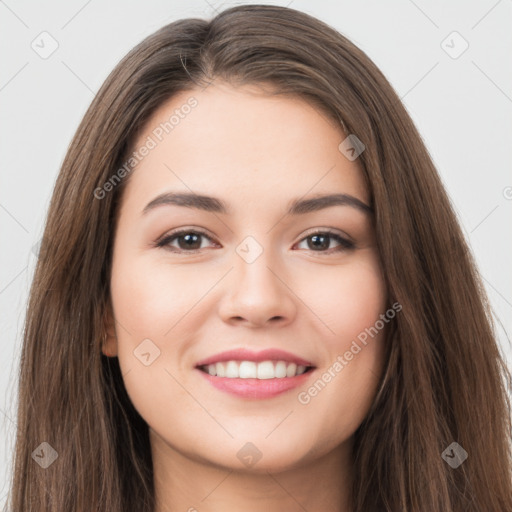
[105,81,388,473]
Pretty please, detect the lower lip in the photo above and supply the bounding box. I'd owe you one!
[196,368,314,399]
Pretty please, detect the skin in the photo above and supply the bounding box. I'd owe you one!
[103,81,388,512]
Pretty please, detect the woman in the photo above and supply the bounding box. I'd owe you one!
[7,4,512,511]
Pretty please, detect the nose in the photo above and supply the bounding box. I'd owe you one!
[217,247,297,329]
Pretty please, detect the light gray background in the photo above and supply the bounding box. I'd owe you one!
[1,0,511,506]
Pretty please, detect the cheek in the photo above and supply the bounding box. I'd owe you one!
[298,256,386,383]
[308,254,387,344]
[110,251,200,338]
[296,255,388,439]
[339,269,386,339]
[108,252,195,421]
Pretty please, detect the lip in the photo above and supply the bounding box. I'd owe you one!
[195,348,314,367]
[196,367,315,399]
[195,348,316,400]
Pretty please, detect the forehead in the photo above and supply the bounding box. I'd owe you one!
[122,81,368,213]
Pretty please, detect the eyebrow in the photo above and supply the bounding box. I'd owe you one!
[142,191,373,216]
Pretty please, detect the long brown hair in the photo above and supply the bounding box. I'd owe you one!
[6,4,512,511]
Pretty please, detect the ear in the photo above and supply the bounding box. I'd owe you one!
[101,298,118,357]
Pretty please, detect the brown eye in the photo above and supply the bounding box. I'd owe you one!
[155,228,355,255]
[295,231,355,254]
[156,230,216,252]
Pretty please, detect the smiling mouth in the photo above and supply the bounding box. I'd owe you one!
[197,360,315,379]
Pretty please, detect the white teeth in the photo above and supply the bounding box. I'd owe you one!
[257,361,275,380]
[275,361,287,378]
[202,360,310,379]
[286,363,297,377]
[239,361,257,378]
[226,361,239,378]
[215,362,225,377]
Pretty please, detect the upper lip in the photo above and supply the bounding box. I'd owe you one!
[195,348,314,368]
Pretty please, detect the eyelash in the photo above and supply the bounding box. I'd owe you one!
[154,228,355,255]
